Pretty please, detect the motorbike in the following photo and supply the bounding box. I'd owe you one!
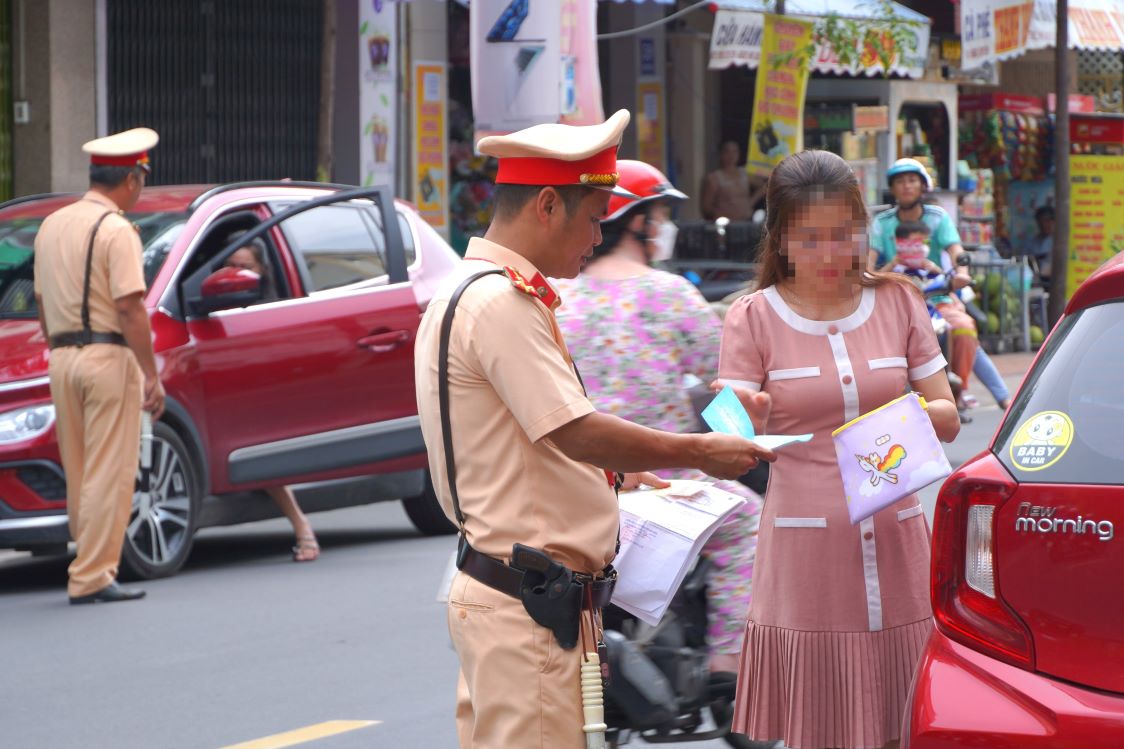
[908,257,975,421]
[601,558,781,749]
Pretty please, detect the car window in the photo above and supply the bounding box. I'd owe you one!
[0,211,186,319]
[995,301,1124,484]
[274,204,387,293]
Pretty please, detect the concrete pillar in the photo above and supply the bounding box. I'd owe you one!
[333,0,360,186]
[406,0,447,206]
[11,0,96,196]
[667,22,711,220]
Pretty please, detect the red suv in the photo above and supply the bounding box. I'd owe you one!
[0,182,460,578]
[905,257,1124,747]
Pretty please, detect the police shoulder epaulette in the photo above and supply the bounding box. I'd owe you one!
[503,266,540,298]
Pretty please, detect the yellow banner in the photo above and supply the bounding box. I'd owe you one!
[746,14,813,178]
[636,81,665,172]
[414,62,449,232]
[1067,155,1124,299]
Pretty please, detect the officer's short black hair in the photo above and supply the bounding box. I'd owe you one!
[89,165,138,189]
[492,184,592,221]
[895,220,930,240]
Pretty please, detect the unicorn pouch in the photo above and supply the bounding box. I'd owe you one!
[832,392,951,525]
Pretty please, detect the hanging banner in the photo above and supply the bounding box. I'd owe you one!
[359,1,397,187]
[559,0,604,126]
[414,62,449,234]
[1068,155,1124,300]
[746,15,813,178]
[636,81,665,172]
[471,0,561,140]
[708,10,930,79]
[960,0,1124,70]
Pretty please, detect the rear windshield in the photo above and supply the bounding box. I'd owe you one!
[0,211,186,319]
[995,300,1124,484]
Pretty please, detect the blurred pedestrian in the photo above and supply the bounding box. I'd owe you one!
[414,111,775,749]
[1026,205,1054,285]
[701,141,767,221]
[34,128,164,604]
[720,150,959,749]
[555,160,763,673]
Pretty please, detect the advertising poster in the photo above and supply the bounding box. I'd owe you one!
[559,0,604,126]
[471,0,561,139]
[414,62,449,233]
[960,0,1124,70]
[636,81,665,173]
[746,15,813,178]
[358,0,397,187]
[1068,155,1124,299]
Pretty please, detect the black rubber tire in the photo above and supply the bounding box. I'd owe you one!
[401,473,456,536]
[119,422,202,580]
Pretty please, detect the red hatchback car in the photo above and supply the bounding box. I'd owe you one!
[0,182,460,578]
[904,258,1124,747]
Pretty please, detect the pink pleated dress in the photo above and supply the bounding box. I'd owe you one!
[718,282,947,749]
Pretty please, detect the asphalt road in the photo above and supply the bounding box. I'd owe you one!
[0,384,1015,749]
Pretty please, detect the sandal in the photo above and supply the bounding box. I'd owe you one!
[292,534,320,562]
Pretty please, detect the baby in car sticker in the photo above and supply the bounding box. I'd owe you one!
[1009,411,1075,471]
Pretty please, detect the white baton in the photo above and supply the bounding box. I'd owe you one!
[581,651,607,749]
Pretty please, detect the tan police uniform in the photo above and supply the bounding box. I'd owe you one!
[33,128,157,598]
[414,111,634,748]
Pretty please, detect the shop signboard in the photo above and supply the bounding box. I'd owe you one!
[414,62,449,234]
[708,9,929,79]
[471,0,561,138]
[746,15,813,178]
[1067,155,1124,299]
[636,81,665,172]
[960,0,1124,70]
[359,1,397,187]
[853,105,889,133]
[559,0,604,126]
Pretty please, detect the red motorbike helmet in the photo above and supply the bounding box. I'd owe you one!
[604,160,688,223]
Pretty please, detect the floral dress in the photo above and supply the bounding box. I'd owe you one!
[554,270,763,655]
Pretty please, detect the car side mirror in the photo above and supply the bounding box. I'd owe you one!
[191,267,262,315]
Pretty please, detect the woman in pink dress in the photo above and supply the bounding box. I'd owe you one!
[719,151,960,749]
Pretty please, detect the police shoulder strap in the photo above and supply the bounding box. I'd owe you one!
[438,269,504,532]
[80,212,115,341]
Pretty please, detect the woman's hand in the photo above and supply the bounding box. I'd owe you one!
[709,381,772,435]
[911,371,960,443]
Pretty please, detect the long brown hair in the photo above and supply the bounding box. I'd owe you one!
[755,150,916,296]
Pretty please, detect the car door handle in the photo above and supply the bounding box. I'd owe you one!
[358,330,411,352]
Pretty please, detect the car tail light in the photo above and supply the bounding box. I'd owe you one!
[932,456,1034,669]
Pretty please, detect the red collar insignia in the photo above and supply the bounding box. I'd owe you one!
[503,266,560,309]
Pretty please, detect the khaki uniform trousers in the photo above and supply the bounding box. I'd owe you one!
[48,344,142,597]
[449,570,594,749]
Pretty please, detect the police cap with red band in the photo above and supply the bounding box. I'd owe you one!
[82,127,159,173]
[476,110,638,198]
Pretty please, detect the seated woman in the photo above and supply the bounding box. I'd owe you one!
[224,237,319,562]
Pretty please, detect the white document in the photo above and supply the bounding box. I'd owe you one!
[612,480,746,626]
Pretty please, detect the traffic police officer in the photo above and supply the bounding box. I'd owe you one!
[414,110,775,748]
[34,127,165,604]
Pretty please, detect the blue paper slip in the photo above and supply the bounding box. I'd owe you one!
[701,387,813,450]
[701,386,756,439]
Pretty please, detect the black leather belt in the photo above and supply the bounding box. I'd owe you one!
[458,542,616,610]
[49,331,127,349]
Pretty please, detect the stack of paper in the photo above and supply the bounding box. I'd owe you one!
[611,480,746,626]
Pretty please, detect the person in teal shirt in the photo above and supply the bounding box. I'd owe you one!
[868,159,1010,411]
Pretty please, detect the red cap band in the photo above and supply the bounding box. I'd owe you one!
[90,152,150,168]
[495,146,618,187]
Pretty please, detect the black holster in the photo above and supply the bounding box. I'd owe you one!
[511,543,584,650]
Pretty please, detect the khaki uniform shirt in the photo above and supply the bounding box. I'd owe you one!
[33,191,145,337]
[415,237,618,574]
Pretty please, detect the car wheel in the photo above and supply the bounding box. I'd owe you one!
[120,422,202,580]
[401,473,456,536]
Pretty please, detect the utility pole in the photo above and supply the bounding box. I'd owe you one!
[1049,0,1069,325]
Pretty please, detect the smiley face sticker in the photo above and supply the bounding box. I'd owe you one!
[1009,411,1075,472]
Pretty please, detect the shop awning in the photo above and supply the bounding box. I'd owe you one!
[708,1,933,78]
[960,0,1124,69]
